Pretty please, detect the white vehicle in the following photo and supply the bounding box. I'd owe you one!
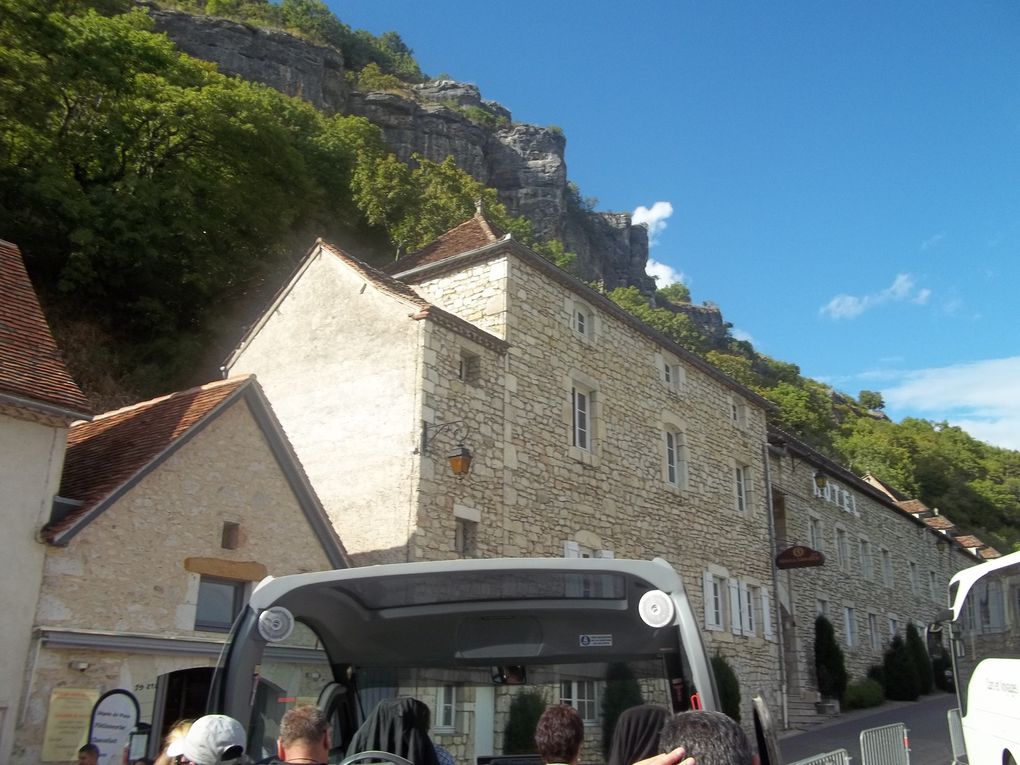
[206,557,781,764]
[941,549,1020,765]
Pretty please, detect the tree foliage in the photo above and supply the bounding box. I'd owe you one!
[905,622,934,695]
[813,615,848,701]
[601,662,644,755]
[882,635,920,701]
[711,654,741,722]
[503,691,546,755]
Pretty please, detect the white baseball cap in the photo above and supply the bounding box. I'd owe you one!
[166,715,245,764]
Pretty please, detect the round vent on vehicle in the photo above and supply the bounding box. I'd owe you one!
[258,606,294,642]
[638,589,675,628]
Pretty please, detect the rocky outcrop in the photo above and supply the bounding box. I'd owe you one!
[147,6,655,290]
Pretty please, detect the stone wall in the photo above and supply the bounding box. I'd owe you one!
[409,248,780,724]
[14,402,335,764]
[768,447,976,698]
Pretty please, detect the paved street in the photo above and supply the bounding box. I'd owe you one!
[779,691,958,764]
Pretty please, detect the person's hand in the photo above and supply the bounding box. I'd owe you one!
[632,746,695,765]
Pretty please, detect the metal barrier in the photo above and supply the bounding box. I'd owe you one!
[947,707,966,765]
[859,722,910,765]
[786,749,852,765]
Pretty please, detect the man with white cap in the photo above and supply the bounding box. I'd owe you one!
[166,714,246,764]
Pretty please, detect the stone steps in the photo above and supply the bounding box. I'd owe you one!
[783,698,840,732]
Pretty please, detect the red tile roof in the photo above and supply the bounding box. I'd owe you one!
[44,377,250,540]
[0,240,90,417]
[895,499,929,515]
[924,516,955,531]
[953,534,984,548]
[979,548,1002,559]
[384,210,504,274]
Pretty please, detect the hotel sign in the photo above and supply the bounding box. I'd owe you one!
[776,545,825,569]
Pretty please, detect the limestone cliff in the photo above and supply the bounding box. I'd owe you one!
[148,6,728,335]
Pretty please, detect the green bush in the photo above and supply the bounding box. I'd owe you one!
[867,664,885,690]
[814,615,848,701]
[883,635,920,701]
[843,678,885,710]
[905,622,934,695]
[711,654,741,722]
[503,690,546,754]
[932,654,953,692]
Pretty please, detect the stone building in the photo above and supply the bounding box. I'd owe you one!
[767,427,981,719]
[226,211,781,733]
[14,376,347,764]
[0,240,92,765]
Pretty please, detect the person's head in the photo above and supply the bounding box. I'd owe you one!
[78,743,100,765]
[534,705,584,765]
[607,704,670,765]
[659,711,753,765]
[278,705,330,763]
[165,714,246,765]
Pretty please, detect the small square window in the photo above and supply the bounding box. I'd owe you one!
[734,464,752,513]
[731,398,748,428]
[437,685,457,730]
[458,351,480,384]
[195,576,245,632]
[454,518,477,557]
[665,430,688,488]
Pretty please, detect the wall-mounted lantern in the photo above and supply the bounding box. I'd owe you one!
[420,420,473,477]
[813,471,829,491]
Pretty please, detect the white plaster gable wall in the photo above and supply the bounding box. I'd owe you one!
[0,412,68,765]
[16,401,335,764]
[227,249,423,564]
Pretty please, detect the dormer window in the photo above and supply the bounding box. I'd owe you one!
[568,298,595,342]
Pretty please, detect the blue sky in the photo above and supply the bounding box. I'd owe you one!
[328,1,1020,450]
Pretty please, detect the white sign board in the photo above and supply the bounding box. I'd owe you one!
[89,690,139,765]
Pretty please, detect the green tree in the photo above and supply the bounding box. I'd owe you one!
[503,691,546,754]
[858,390,885,410]
[905,622,933,695]
[814,615,848,702]
[656,282,691,304]
[601,663,644,755]
[607,287,708,353]
[883,635,920,701]
[711,654,742,722]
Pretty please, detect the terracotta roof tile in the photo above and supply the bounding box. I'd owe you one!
[895,499,929,514]
[953,534,984,548]
[45,377,250,540]
[384,211,504,274]
[980,548,1002,559]
[0,240,90,416]
[923,515,955,531]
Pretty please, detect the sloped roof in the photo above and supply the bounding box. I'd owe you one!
[385,209,504,274]
[924,515,956,531]
[0,239,90,418]
[980,547,1002,560]
[44,376,348,565]
[953,534,985,549]
[896,499,930,515]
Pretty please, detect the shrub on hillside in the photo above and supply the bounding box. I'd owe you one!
[843,678,885,710]
[905,622,934,695]
[814,615,848,701]
[712,654,742,723]
[883,635,920,701]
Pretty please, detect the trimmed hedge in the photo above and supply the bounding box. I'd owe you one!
[712,654,741,723]
[814,615,848,701]
[883,635,920,701]
[843,678,885,710]
[503,691,546,754]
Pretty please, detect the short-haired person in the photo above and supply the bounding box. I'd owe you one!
[166,714,246,765]
[277,705,330,764]
[78,743,100,765]
[534,705,584,765]
[659,710,753,765]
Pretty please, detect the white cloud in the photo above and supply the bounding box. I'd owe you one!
[646,258,687,287]
[881,356,1020,450]
[731,328,755,345]
[632,201,674,245]
[920,232,945,251]
[820,273,931,319]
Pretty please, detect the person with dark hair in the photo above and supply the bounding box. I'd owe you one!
[346,697,439,765]
[78,743,100,765]
[534,705,584,765]
[607,704,670,765]
[277,705,330,763]
[659,711,753,765]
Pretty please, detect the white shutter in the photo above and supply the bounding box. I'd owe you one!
[703,571,717,630]
[737,581,750,635]
[761,588,774,640]
[728,578,742,635]
[595,549,614,559]
[563,540,581,558]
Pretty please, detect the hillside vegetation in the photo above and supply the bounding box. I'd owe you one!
[2,0,1018,551]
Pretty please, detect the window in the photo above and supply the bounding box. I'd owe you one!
[661,357,686,393]
[570,301,595,340]
[572,386,591,451]
[665,430,689,488]
[437,685,457,730]
[908,561,918,595]
[195,576,245,632]
[867,613,880,650]
[816,598,829,618]
[734,463,752,514]
[808,517,823,551]
[881,548,893,586]
[454,518,477,557]
[888,616,899,640]
[929,570,939,602]
[457,351,480,384]
[844,606,857,648]
[859,539,873,580]
[742,583,758,636]
[704,572,726,631]
[560,680,598,723]
[730,397,748,428]
[835,528,848,570]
